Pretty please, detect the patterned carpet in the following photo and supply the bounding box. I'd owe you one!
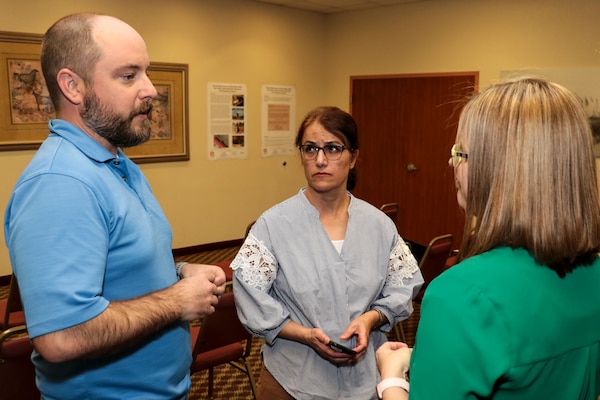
[0,284,8,301]
[1,246,422,400]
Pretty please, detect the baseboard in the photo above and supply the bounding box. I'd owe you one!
[172,239,243,257]
[0,275,10,286]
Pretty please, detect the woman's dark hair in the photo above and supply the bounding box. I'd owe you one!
[295,106,359,190]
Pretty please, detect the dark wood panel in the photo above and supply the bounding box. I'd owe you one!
[350,73,478,248]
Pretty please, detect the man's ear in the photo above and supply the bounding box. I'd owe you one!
[56,68,85,105]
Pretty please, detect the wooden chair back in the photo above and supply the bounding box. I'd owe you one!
[190,291,257,399]
[414,234,454,302]
[0,325,39,400]
[379,203,398,223]
[1,275,25,330]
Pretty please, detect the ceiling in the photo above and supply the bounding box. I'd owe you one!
[249,0,427,14]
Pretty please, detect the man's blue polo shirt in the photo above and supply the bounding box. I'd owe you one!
[4,119,190,399]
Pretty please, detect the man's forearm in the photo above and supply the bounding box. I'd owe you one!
[33,285,182,363]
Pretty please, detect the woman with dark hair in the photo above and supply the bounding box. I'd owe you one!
[375,77,600,399]
[232,106,423,399]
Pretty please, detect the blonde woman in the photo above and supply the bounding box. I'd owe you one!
[376,77,600,399]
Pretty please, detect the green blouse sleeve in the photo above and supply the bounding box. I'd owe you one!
[408,273,512,399]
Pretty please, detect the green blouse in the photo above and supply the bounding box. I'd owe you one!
[410,247,600,399]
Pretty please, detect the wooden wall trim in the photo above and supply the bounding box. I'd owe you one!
[171,239,243,257]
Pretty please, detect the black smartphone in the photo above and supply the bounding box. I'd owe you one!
[328,340,357,355]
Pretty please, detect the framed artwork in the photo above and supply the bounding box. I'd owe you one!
[0,31,189,163]
[0,31,51,151]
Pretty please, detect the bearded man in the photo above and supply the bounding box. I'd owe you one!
[4,13,226,399]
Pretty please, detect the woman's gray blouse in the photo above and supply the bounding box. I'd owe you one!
[231,189,423,400]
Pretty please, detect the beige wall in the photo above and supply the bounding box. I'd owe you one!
[1,0,600,275]
[324,0,600,104]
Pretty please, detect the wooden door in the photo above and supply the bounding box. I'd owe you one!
[350,73,478,249]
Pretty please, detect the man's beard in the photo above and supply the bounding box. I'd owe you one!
[81,91,154,148]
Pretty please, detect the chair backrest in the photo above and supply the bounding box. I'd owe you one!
[414,234,454,302]
[2,275,25,330]
[214,260,234,283]
[379,203,398,222]
[192,292,251,358]
[190,290,257,399]
[0,325,39,400]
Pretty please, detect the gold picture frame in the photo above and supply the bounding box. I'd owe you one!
[0,31,189,163]
[0,31,51,150]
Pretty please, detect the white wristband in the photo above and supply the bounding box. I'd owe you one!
[376,377,409,398]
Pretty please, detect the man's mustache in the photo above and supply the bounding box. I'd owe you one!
[132,101,154,119]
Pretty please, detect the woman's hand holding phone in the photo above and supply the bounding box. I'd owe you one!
[328,340,357,355]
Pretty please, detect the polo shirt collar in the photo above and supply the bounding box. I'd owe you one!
[48,119,122,163]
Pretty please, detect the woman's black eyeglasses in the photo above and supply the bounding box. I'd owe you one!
[298,144,349,160]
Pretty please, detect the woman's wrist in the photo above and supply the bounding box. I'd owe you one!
[377,377,409,398]
[369,308,387,330]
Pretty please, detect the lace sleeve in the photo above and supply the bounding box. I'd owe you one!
[387,237,420,287]
[230,232,277,291]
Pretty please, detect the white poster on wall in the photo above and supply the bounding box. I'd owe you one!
[207,82,247,160]
[261,85,296,157]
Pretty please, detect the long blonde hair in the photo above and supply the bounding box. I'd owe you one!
[458,77,600,276]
